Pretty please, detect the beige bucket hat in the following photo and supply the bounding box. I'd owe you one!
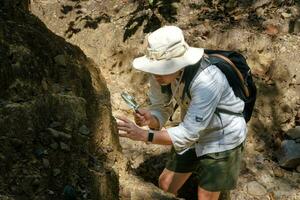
[132,26,204,75]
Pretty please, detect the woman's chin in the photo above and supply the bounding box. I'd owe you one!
[159,83,169,86]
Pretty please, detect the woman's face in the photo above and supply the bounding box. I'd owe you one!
[152,70,182,85]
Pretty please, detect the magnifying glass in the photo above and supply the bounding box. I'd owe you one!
[121,92,140,113]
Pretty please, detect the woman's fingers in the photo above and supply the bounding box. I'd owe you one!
[115,115,131,123]
[118,125,129,131]
[133,112,141,118]
[118,130,128,137]
[117,120,129,127]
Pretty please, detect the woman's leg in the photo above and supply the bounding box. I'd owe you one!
[158,168,192,195]
[197,186,220,200]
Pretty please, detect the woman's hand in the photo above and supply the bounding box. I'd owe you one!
[116,116,147,142]
[133,108,152,127]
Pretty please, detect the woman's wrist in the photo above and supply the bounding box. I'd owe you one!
[140,129,148,142]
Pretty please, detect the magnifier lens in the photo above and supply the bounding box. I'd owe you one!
[121,92,139,110]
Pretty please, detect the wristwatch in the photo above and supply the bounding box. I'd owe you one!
[147,129,155,143]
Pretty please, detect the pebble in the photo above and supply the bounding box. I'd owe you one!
[245,181,267,196]
[273,167,284,177]
[297,165,300,173]
[294,19,300,33]
[0,153,6,161]
[10,186,17,193]
[53,168,61,176]
[50,121,62,128]
[34,148,45,159]
[253,0,272,9]
[79,125,90,136]
[54,54,66,66]
[47,128,72,140]
[50,142,58,150]
[286,126,300,139]
[281,12,292,18]
[63,185,76,199]
[42,158,50,168]
[60,142,70,151]
[41,79,48,91]
[11,138,23,147]
[48,190,54,195]
[32,178,40,186]
[265,24,279,35]
[255,142,265,152]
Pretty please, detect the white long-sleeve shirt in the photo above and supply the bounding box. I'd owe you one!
[148,59,247,156]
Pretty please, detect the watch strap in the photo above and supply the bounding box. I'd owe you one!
[147,129,154,142]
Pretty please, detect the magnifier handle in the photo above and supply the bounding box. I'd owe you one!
[134,107,141,114]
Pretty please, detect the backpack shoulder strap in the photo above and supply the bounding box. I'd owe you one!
[209,54,250,98]
[182,57,210,99]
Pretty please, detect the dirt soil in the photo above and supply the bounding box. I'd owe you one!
[27,0,300,199]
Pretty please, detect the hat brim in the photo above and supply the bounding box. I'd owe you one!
[132,47,204,75]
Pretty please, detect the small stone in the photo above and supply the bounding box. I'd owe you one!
[256,8,264,16]
[32,178,40,186]
[64,124,73,132]
[41,79,48,91]
[53,168,61,176]
[273,167,284,177]
[42,158,50,168]
[50,143,58,150]
[281,12,292,18]
[253,0,271,9]
[50,121,62,128]
[54,54,66,66]
[297,165,300,173]
[245,181,267,196]
[10,138,23,148]
[0,99,7,106]
[79,125,90,136]
[48,190,54,195]
[63,185,76,200]
[60,142,70,151]
[0,153,5,161]
[34,148,45,159]
[47,128,72,140]
[277,140,300,168]
[265,24,279,35]
[10,186,17,193]
[255,142,265,152]
[294,19,300,33]
[255,154,265,167]
[286,126,300,139]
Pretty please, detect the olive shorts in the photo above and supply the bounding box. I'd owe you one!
[166,143,244,191]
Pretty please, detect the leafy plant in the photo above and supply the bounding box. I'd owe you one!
[123,0,179,41]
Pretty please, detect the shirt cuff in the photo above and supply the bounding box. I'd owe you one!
[167,125,193,155]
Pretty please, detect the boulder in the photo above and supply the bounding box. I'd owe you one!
[277,140,300,168]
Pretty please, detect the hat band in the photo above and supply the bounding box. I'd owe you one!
[146,42,188,60]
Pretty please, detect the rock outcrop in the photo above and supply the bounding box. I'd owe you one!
[0,0,121,199]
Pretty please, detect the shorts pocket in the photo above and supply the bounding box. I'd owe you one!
[204,151,231,161]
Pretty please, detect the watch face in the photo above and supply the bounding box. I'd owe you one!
[147,130,154,142]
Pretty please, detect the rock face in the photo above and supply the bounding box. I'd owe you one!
[0,0,121,199]
[29,0,300,199]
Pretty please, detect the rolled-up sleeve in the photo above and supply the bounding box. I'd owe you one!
[148,76,173,129]
[167,69,225,154]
